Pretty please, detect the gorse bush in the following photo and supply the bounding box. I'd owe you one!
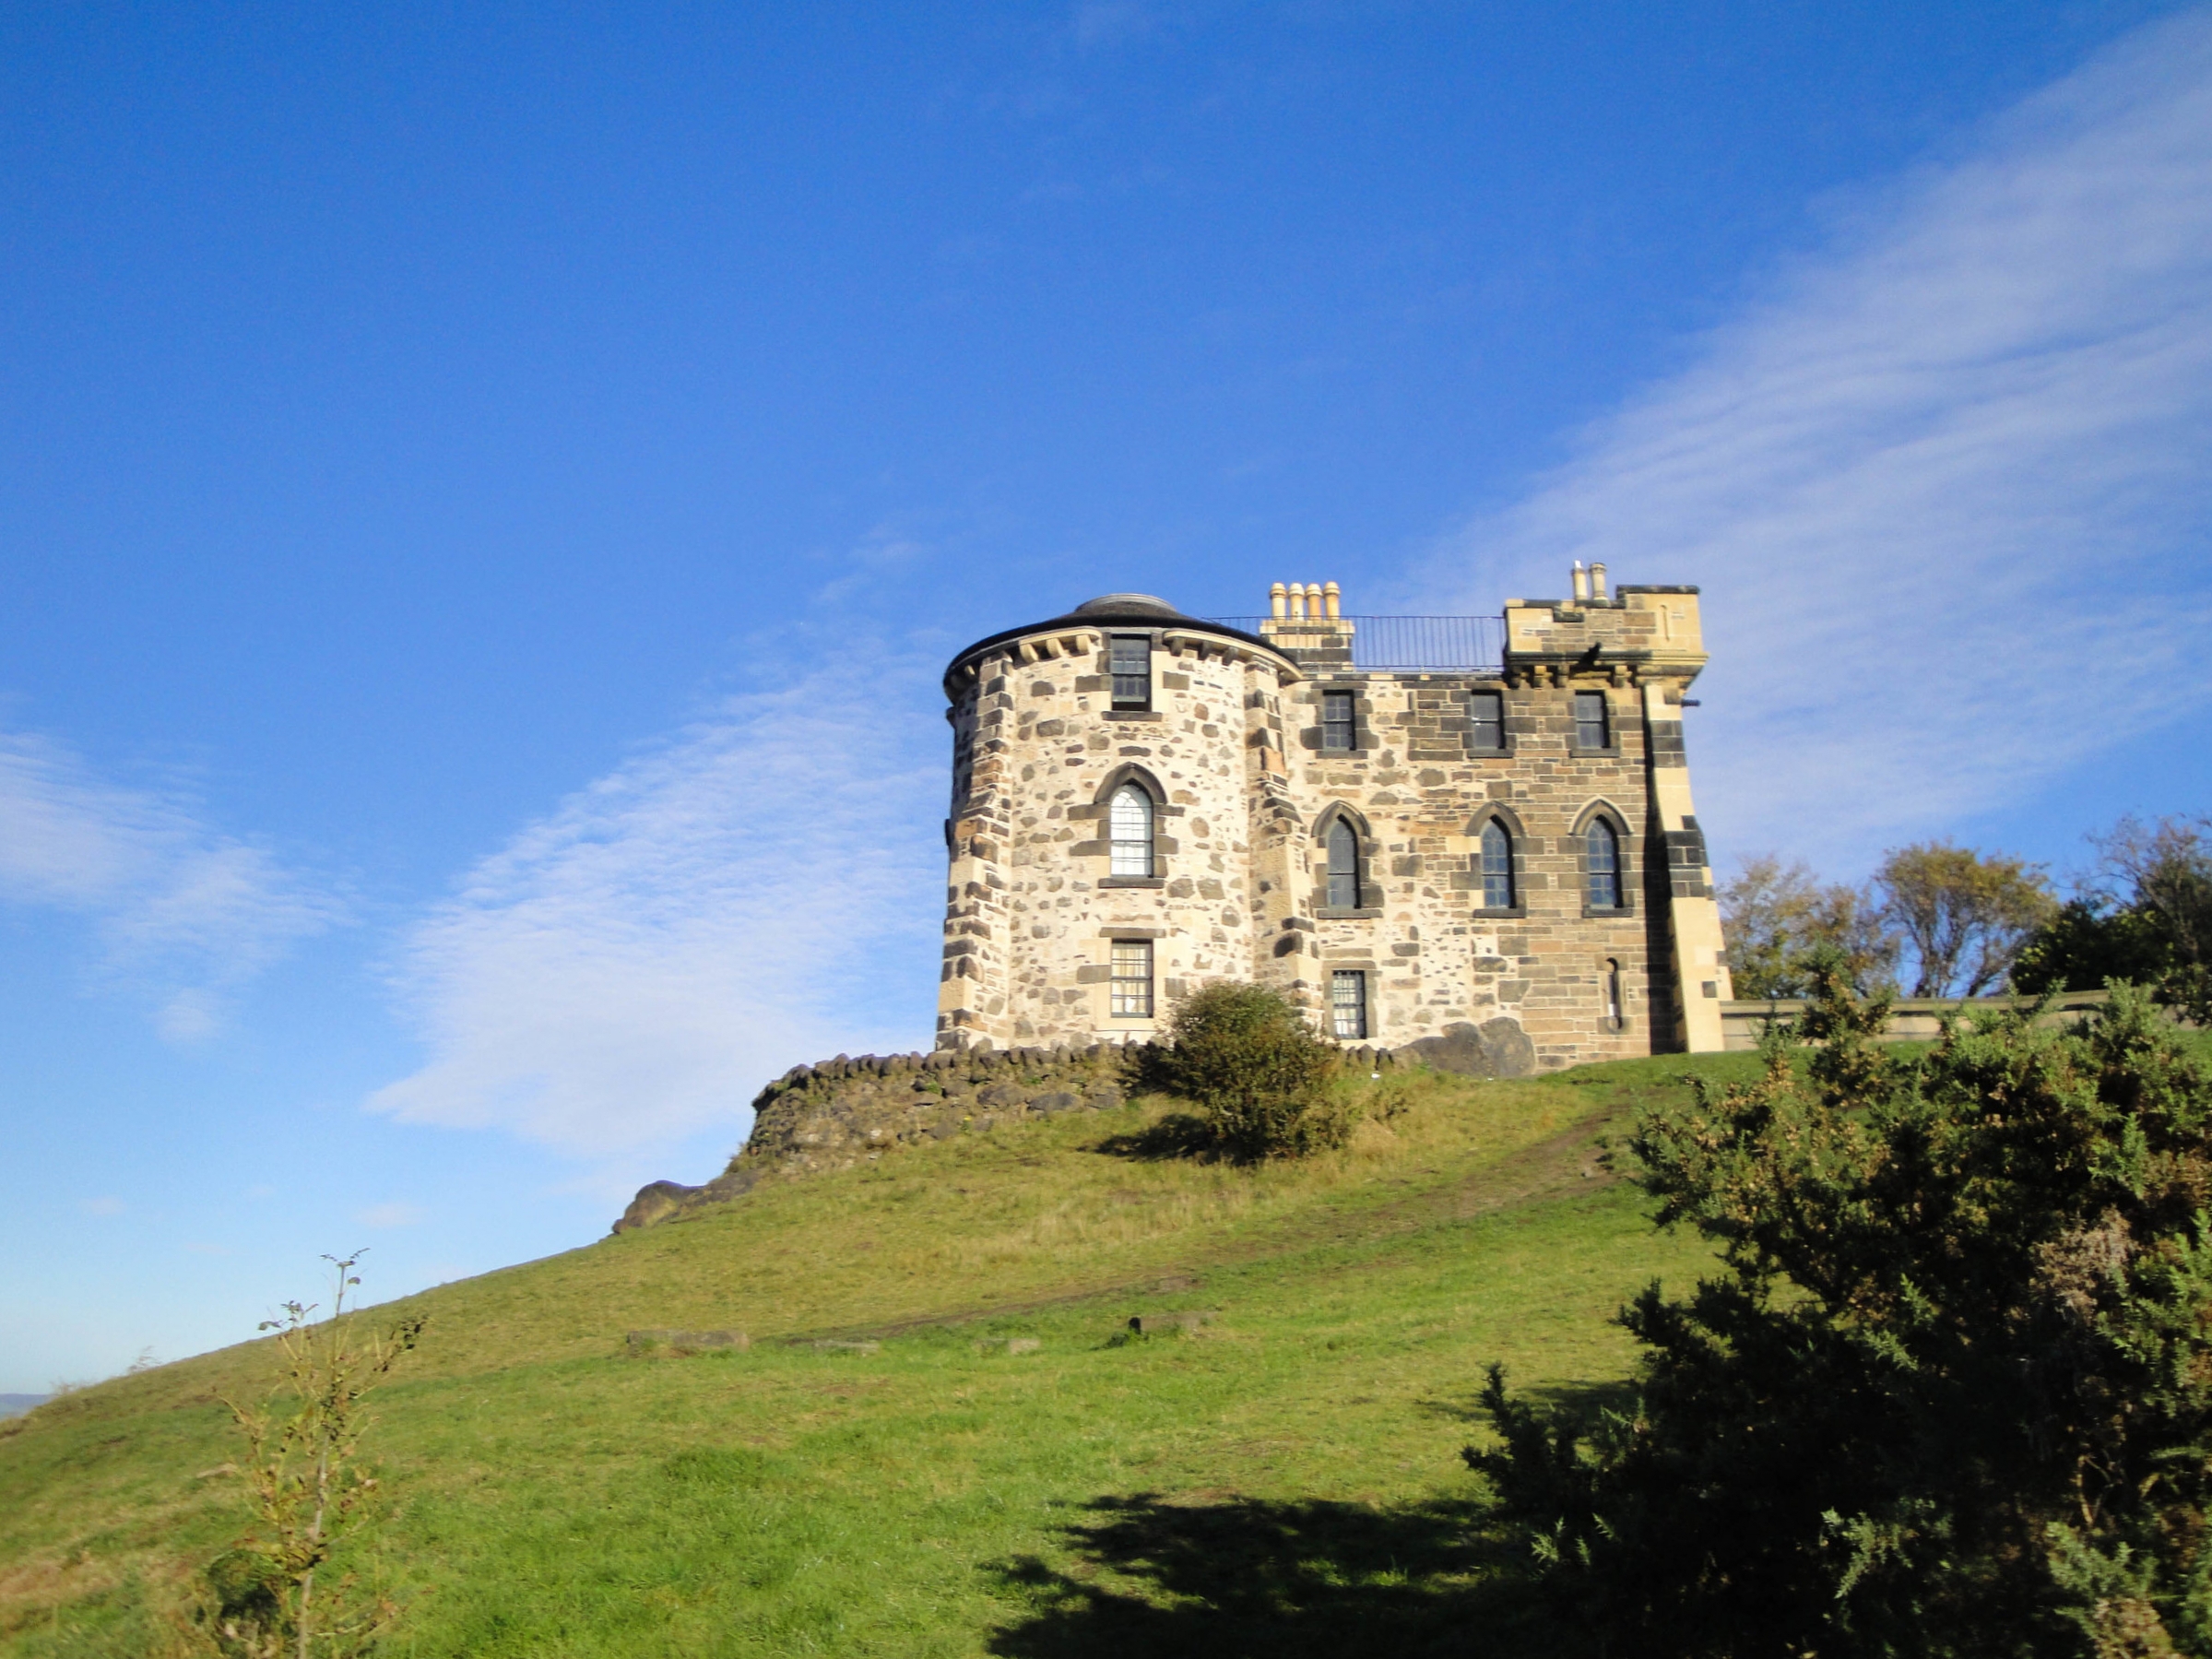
[1144,982,1349,1159]
[1472,958,2212,1657]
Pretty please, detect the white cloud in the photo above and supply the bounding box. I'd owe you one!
[369,651,945,1160]
[1412,8,2212,871]
[0,728,341,1030]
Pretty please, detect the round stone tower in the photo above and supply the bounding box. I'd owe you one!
[936,593,1301,1051]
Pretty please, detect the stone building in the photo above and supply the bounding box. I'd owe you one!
[935,570,1732,1072]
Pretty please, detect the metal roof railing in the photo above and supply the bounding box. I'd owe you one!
[1204,615,1505,674]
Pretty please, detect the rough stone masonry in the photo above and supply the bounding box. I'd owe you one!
[935,572,1731,1068]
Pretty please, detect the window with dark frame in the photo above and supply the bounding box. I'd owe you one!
[1326,818,1361,909]
[1573,690,1610,749]
[1469,690,1506,752]
[1586,819,1624,909]
[1108,784,1154,877]
[1110,939,1153,1017]
[1331,970,1367,1040]
[1321,690,1355,752]
[1109,634,1152,709]
[1479,820,1515,909]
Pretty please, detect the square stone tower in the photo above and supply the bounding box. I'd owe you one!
[935,573,1730,1072]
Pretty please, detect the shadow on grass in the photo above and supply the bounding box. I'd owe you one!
[985,1491,1573,1659]
[1415,1375,1640,1428]
[1090,1113,1221,1162]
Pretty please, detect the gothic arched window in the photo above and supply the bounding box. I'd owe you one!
[1327,817,1361,909]
[1479,820,1515,910]
[1585,818,1624,909]
[1109,785,1154,877]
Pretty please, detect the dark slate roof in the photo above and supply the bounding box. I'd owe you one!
[942,595,1278,694]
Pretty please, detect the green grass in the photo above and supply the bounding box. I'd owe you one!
[0,1052,1763,1657]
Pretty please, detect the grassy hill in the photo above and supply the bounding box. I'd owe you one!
[0,1050,1762,1657]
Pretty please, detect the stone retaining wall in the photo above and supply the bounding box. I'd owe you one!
[612,1036,1417,1233]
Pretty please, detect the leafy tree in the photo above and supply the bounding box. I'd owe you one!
[1145,982,1346,1159]
[1874,841,2055,996]
[2017,817,2212,1028]
[1720,855,1898,999]
[1470,962,2212,1657]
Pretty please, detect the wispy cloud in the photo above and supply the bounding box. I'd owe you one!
[1414,9,2212,871]
[369,650,945,1161]
[0,728,342,1035]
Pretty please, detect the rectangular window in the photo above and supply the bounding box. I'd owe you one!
[1573,690,1610,750]
[1469,690,1506,752]
[1331,970,1367,1040]
[1109,635,1151,709]
[1320,690,1355,752]
[1110,940,1153,1017]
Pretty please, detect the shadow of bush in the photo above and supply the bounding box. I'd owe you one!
[1090,1112,1219,1161]
[985,1490,1575,1658]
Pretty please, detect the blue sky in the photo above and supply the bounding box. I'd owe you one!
[5,2,2210,1392]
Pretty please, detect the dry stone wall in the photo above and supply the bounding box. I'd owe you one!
[612,1034,1449,1233]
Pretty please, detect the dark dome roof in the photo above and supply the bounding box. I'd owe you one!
[942,594,1281,695]
[1071,593,1182,619]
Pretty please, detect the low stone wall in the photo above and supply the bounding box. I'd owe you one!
[613,1036,1418,1233]
[1719,988,2115,1051]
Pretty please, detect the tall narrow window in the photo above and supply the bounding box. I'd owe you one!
[1326,818,1361,909]
[1604,959,1624,1030]
[1109,635,1151,710]
[1110,940,1153,1017]
[1574,690,1611,750]
[1479,820,1515,909]
[1321,691,1355,752]
[1331,970,1368,1040]
[1109,785,1153,877]
[1585,818,1623,909]
[1469,690,1506,752]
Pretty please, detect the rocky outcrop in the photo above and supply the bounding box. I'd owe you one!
[1396,1018,1537,1080]
[612,1036,1424,1233]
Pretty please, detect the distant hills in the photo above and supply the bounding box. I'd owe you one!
[0,1393,49,1419]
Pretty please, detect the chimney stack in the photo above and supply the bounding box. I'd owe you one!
[1590,563,1608,602]
[1571,561,1591,604]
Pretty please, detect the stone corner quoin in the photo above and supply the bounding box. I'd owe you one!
[934,572,1733,1072]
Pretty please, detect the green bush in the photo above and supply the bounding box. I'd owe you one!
[1143,982,1349,1159]
[1471,959,2212,1657]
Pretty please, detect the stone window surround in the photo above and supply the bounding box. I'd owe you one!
[1308,800,1385,915]
[1296,676,1378,755]
[1573,800,1636,918]
[1569,684,1621,757]
[1329,962,1378,1041]
[1464,682,1515,758]
[1600,954,1629,1033]
[1068,764,1184,876]
[1465,802,1529,918]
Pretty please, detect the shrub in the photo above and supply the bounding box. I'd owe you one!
[1470,958,2212,1656]
[1145,982,1349,1159]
